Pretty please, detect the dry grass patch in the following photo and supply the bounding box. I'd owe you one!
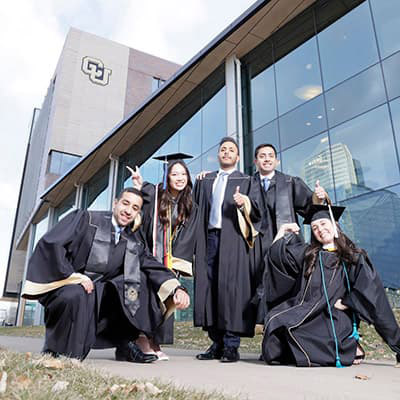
[0,349,236,400]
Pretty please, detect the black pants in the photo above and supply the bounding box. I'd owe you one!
[39,282,139,359]
[207,229,240,349]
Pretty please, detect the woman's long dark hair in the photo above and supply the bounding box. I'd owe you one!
[304,223,366,278]
[157,160,193,228]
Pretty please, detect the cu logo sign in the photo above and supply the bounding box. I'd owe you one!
[81,56,112,86]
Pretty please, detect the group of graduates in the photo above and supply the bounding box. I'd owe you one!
[22,136,400,368]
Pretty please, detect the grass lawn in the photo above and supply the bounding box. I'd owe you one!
[1,309,399,360]
[0,349,235,400]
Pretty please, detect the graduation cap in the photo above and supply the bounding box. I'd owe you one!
[303,204,345,238]
[153,152,193,189]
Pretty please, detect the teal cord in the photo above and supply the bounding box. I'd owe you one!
[319,252,344,368]
[342,263,360,341]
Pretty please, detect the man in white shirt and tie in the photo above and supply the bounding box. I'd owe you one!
[193,137,261,363]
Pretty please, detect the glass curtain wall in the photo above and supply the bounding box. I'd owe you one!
[53,191,76,224]
[117,66,226,189]
[242,0,400,288]
[82,163,110,211]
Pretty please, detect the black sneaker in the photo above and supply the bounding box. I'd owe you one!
[115,341,158,363]
[196,343,223,360]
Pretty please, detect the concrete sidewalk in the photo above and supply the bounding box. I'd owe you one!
[1,335,399,400]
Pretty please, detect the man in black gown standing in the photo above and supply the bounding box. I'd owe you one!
[194,137,261,363]
[22,187,189,362]
[251,143,327,324]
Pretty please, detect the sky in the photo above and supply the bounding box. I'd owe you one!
[0,0,255,295]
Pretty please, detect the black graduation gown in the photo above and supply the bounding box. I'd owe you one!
[141,182,199,275]
[137,182,199,343]
[193,170,261,336]
[22,210,180,359]
[251,171,314,323]
[262,233,400,367]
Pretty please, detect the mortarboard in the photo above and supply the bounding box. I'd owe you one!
[153,152,193,162]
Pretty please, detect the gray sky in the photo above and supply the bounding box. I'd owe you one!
[0,0,255,293]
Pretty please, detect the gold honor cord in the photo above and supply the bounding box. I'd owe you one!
[164,205,173,269]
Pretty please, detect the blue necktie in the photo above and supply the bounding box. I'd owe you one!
[209,172,228,228]
[262,177,270,192]
[115,226,123,244]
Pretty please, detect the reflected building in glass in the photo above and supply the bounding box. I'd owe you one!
[5,0,400,324]
[242,0,400,288]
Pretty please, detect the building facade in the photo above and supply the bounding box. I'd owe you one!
[5,0,400,323]
[4,28,180,304]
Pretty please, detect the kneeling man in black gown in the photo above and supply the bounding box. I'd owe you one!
[22,187,189,363]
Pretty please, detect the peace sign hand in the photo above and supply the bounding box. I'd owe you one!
[126,165,143,190]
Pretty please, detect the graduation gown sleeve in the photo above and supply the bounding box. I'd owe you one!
[139,244,181,318]
[237,181,261,248]
[292,177,314,217]
[171,203,199,275]
[266,233,308,306]
[22,210,91,298]
[141,181,198,275]
[342,254,400,358]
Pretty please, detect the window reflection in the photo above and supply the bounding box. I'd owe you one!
[187,156,202,183]
[279,95,326,150]
[382,51,400,101]
[157,134,179,156]
[48,150,80,175]
[139,157,162,185]
[32,212,49,250]
[281,133,334,200]
[250,66,277,130]
[178,112,201,159]
[201,145,220,172]
[370,0,400,59]
[252,120,279,155]
[83,164,110,211]
[318,2,378,89]
[339,184,400,288]
[325,63,386,128]
[388,98,400,161]
[275,37,322,115]
[330,105,400,201]
[54,192,76,224]
[202,87,227,152]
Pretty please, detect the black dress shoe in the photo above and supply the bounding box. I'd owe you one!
[196,343,223,360]
[220,347,240,363]
[115,341,158,363]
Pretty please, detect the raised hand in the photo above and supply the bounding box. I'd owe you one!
[126,165,143,190]
[314,179,327,203]
[196,170,211,180]
[233,186,245,208]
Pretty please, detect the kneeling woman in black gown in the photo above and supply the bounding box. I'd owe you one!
[262,204,400,367]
